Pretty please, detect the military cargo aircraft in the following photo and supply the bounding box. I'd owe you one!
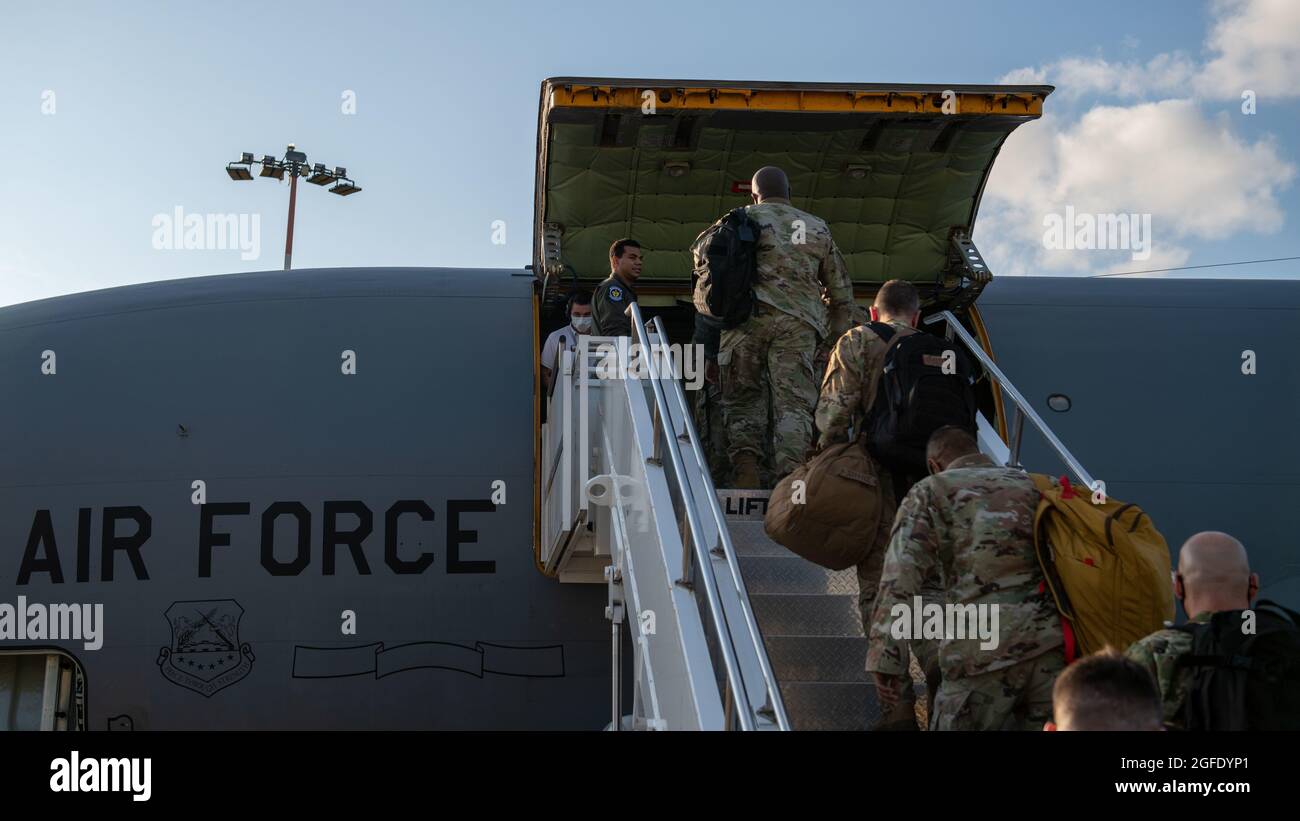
[2,78,1296,730]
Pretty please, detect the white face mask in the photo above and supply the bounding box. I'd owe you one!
[571,316,593,334]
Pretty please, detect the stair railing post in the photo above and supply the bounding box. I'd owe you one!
[1008,407,1026,468]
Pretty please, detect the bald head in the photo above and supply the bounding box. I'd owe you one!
[751,166,790,201]
[1176,531,1257,615]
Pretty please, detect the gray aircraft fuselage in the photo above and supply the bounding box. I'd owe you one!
[977,275,1300,610]
[1,267,612,730]
[1,267,1295,729]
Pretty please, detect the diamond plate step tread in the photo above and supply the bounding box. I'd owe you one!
[725,519,802,557]
[778,681,881,731]
[720,490,885,730]
[749,594,864,638]
[737,555,859,596]
[763,635,870,683]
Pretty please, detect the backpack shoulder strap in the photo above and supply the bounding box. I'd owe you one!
[867,321,896,344]
[729,207,761,240]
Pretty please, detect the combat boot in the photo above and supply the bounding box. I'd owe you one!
[731,453,761,489]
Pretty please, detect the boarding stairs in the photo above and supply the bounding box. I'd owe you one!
[540,305,1095,730]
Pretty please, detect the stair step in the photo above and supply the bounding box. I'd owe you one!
[750,594,864,637]
[718,490,882,730]
[778,681,881,731]
[763,635,870,683]
[725,520,801,557]
[737,556,858,596]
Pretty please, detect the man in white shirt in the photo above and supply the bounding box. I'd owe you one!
[542,292,593,390]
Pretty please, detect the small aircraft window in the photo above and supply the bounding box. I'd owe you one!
[1047,394,1072,413]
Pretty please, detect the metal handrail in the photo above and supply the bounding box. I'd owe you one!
[545,329,568,399]
[923,310,1095,489]
[650,314,791,731]
[627,302,755,731]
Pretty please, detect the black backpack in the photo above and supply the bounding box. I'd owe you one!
[865,323,978,478]
[691,207,761,329]
[1177,601,1300,730]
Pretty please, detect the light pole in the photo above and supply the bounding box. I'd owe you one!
[225,145,361,270]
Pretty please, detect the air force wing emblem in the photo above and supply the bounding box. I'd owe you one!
[608,286,623,302]
[157,600,255,697]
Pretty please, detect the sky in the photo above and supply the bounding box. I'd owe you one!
[1,0,1297,307]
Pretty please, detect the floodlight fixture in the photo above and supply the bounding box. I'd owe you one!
[307,163,336,185]
[224,144,360,269]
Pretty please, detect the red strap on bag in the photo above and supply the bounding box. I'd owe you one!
[1039,579,1079,664]
[1059,475,1075,499]
[1060,617,1078,664]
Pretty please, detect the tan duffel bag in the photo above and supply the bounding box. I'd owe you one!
[763,438,886,570]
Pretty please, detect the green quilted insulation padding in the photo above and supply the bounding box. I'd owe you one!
[544,117,1017,284]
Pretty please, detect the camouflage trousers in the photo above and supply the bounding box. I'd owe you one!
[858,468,939,725]
[929,649,1066,731]
[692,367,732,487]
[858,468,928,638]
[856,468,898,638]
[718,304,818,483]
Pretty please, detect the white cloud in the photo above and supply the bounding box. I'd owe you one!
[977,100,1295,276]
[1040,54,1198,101]
[982,0,1298,277]
[1057,101,1292,238]
[1001,0,1300,102]
[1196,0,1300,99]
[1000,66,1048,86]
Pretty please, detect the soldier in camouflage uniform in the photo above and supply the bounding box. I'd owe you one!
[815,281,921,624]
[815,280,936,727]
[713,166,855,488]
[866,426,1065,731]
[1125,531,1259,729]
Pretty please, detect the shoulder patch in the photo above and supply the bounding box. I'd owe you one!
[608,286,623,302]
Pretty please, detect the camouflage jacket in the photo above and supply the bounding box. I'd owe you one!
[1125,611,1212,730]
[592,273,637,337]
[865,453,1061,678]
[814,319,916,448]
[740,199,855,342]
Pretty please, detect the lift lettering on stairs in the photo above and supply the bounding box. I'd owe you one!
[717,491,769,519]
